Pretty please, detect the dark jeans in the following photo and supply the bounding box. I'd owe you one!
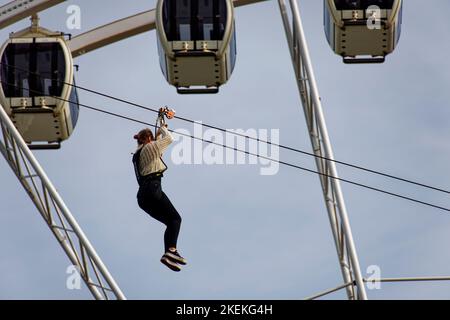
[137,177,182,252]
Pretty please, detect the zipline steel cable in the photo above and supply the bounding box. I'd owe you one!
[1,62,449,196]
[2,79,449,214]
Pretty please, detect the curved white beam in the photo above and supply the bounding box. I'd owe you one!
[69,0,269,58]
[0,0,66,30]
[69,9,155,58]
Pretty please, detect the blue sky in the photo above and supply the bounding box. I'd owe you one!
[0,0,450,299]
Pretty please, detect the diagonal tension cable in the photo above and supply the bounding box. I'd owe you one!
[1,61,449,196]
[1,79,449,213]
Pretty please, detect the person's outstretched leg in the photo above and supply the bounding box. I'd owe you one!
[137,181,186,270]
[158,191,182,251]
[158,191,187,265]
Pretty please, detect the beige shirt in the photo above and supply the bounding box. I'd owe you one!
[137,126,174,175]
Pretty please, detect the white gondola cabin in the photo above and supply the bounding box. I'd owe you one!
[156,0,237,94]
[324,0,403,63]
[0,19,79,149]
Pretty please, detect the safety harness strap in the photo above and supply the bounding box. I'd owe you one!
[132,148,145,187]
[132,148,165,187]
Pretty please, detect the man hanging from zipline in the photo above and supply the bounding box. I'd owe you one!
[132,107,187,272]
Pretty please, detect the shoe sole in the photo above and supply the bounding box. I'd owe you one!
[164,252,187,265]
[160,257,181,272]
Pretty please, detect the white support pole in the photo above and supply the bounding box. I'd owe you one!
[277,0,368,300]
[0,105,126,300]
[367,276,450,283]
[277,1,357,299]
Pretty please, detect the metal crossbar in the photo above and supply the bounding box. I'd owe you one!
[307,276,450,300]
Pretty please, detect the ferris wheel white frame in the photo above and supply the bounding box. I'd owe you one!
[3,0,448,301]
[0,0,368,300]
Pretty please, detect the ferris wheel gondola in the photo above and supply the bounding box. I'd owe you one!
[155,0,237,94]
[0,17,79,149]
[324,0,403,63]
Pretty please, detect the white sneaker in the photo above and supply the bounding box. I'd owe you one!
[160,256,181,272]
[164,250,187,265]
